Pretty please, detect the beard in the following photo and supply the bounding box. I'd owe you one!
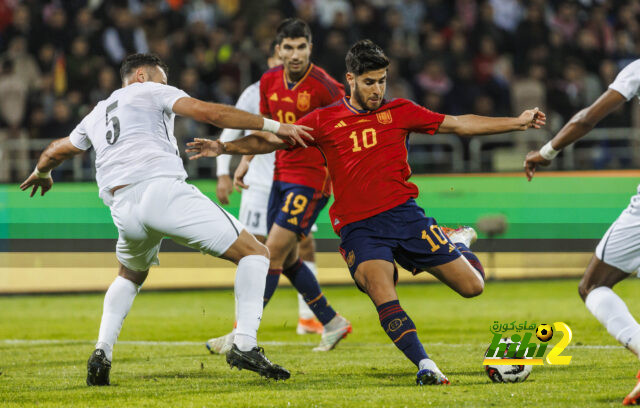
[353,83,382,111]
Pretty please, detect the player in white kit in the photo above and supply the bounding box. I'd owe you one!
[524,59,640,405]
[207,44,323,355]
[19,53,314,385]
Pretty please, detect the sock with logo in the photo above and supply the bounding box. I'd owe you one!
[377,300,428,367]
[283,259,337,325]
[455,242,485,280]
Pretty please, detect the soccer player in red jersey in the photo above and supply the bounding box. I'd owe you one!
[187,40,546,384]
[212,19,352,352]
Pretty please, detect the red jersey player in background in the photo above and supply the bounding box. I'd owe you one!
[208,19,352,353]
[187,40,546,385]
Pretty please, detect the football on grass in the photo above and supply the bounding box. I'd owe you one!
[484,339,533,383]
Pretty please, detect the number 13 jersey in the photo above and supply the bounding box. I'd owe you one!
[69,82,189,202]
[259,63,344,193]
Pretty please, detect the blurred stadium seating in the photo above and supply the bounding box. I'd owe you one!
[1,0,640,182]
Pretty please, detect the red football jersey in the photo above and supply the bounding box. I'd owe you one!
[260,63,345,193]
[295,97,445,234]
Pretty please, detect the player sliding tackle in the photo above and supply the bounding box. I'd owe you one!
[19,53,313,385]
[188,40,546,385]
[524,59,640,406]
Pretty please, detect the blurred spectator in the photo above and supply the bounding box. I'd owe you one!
[103,7,149,64]
[0,59,28,130]
[0,0,639,181]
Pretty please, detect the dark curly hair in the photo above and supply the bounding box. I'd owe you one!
[119,53,169,82]
[345,40,389,76]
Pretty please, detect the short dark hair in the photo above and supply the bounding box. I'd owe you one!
[275,18,312,44]
[119,53,169,82]
[345,39,389,76]
[268,39,278,57]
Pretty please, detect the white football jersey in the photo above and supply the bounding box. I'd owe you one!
[69,82,189,202]
[609,59,640,101]
[216,81,275,193]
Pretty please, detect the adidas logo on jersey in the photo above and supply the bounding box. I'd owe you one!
[334,121,347,128]
[287,217,298,225]
[269,93,278,101]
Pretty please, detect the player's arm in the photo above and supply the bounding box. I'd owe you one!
[172,97,313,147]
[215,127,244,204]
[438,108,546,136]
[524,90,626,181]
[186,132,289,160]
[19,137,84,197]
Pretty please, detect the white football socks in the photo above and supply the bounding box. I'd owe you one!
[298,261,317,319]
[95,276,140,361]
[234,255,269,352]
[585,286,640,356]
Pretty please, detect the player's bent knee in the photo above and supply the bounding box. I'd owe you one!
[118,264,148,286]
[460,281,483,298]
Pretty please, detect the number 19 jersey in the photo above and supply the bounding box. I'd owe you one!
[259,63,344,193]
[69,82,189,203]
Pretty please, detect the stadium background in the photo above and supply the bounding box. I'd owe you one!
[0,0,639,292]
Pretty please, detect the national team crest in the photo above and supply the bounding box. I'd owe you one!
[376,110,392,124]
[347,250,355,267]
[297,91,311,111]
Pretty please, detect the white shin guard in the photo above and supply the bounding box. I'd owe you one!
[234,255,269,351]
[585,286,640,356]
[95,276,140,361]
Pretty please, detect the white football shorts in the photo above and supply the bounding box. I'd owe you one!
[109,177,244,271]
[595,193,640,274]
[239,186,270,237]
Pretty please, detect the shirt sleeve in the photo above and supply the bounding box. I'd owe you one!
[609,60,640,101]
[403,101,445,135]
[259,77,270,116]
[290,110,320,150]
[68,115,92,150]
[155,83,189,113]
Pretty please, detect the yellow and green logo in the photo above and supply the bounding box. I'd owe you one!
[482,321,573,366]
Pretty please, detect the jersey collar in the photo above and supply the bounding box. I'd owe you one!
[342,96,387,115]
[283,63,314,91]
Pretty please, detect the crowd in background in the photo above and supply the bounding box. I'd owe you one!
[0,0,638,180]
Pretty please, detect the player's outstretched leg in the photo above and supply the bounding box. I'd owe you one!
[354,259,449,385]
[87,265,146,386]
[577,255,640,404]
[221,230,290,380]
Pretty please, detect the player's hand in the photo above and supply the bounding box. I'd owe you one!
[20,172,53,197]
[233,158,250,192]
[524,150,551,181]
[518,107,546,130]
[186,138,224,160]
[216,174,233,205]
[275,123,314,148]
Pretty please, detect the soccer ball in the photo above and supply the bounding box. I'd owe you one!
[484,339,533,383]
[536,324,553,342]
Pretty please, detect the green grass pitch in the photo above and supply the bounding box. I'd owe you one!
[2,279,640,407]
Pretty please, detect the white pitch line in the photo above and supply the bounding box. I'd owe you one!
[0,339,623,349]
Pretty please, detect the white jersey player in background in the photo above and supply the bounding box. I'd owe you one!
[207,43,323,355]
[524,59,640,405]
[20,53,314,386]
